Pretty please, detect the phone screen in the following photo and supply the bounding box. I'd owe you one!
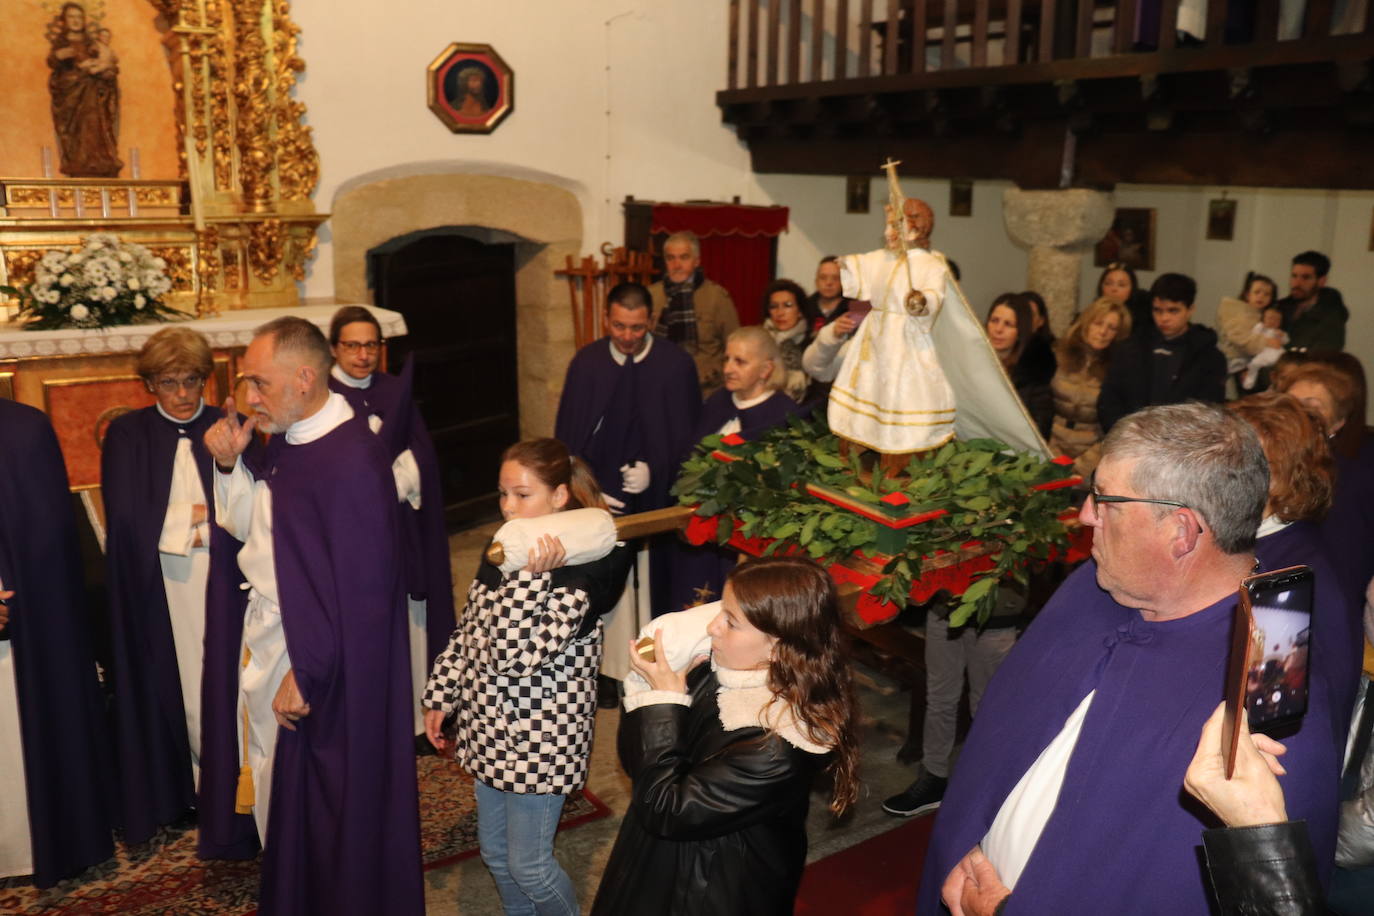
[1243,573,1313,731]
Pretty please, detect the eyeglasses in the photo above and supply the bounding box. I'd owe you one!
[151,375,205,393]
[1085,471,1189,515]
[338,340,382,353]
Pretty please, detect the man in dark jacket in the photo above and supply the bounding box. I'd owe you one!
[1278,250,1348,352]
[1097,272,1226,433]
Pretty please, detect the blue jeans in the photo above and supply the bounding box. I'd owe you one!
[473,780,578,916]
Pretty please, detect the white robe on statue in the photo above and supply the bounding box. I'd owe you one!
[329,364,427,732]
[214,392,354,843]
[829,247,957,453]
[156,402,212,783]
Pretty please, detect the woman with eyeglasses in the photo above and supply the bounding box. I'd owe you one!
[102,326,252,848]
[326,306,454,744]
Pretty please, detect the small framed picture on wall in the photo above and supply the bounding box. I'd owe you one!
[846,176,870,214]
[1207,199,1237,240]
[427,43,515,134]
[949,179,973,217]
[1094,208,1156,272]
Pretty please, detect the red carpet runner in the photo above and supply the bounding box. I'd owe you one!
[794,813,936,915]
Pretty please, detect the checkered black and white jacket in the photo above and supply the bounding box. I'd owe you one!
[423,559,605,794]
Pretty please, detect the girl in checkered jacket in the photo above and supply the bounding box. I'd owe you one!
[422,438,630,916]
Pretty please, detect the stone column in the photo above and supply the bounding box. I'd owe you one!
[1001,188,1114,334]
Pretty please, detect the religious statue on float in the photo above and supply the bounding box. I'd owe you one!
[827,159,958,475]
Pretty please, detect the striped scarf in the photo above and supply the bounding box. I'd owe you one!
[656,268,703,349]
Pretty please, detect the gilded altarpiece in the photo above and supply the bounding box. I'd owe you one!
[0,0,324,315]
[0,0,329,488]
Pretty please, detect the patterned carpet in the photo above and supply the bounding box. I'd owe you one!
[0,756,609,915]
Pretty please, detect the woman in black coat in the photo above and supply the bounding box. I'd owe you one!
[985,293,1057,439]
[591,557,860,916]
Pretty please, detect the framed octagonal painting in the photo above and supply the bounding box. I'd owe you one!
[427,42,514,134]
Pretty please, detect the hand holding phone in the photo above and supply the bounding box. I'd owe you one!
[1222,566,1314,777]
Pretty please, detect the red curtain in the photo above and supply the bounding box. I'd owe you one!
[651,203,789,326]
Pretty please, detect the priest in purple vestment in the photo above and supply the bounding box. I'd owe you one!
[203,317,423,916]
[555,282,701,618]
[326,306,455,736]
[103,327,250,848]
[0,398,115,887]
[920,403,1342,916]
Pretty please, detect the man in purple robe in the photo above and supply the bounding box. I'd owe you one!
[0,398,115,887]
[203,317,422,916]
[326,306,455,739]
[921,403,1342,916]
[555,281,701,617]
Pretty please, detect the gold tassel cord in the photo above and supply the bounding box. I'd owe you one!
[235,645,255,814]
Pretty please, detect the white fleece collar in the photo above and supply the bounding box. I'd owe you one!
[714,664,831,755]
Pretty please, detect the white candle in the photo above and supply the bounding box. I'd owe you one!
[128,186,138,218]
[74,188,85,218]
[130,148,141,179]
[41,147,53,178]
[100,188,111,218]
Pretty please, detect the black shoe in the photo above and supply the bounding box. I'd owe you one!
[415,732,438,757]
[597,674,621,710]
[881,769,947,817]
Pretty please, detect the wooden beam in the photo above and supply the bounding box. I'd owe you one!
[860,0,874,76]
[1159,0,1179,48]
[835,0,850,79]
[1040,0,1059,61]
[1305,0,1333,37]
[1075,0,1095,57]
[1114,0,1138,54]
[1255,0,1280,41]
[729,0,742,90]
[812,0,827,81]
[789,0,804,83]
[911,0,929,72]
[1206,0,1229,44]
[748,0,761,86]
[613,505,695,541]
[768,0,782,85]
[885,0,902,73]
[973,0,990,66]
[1005,0,1024,63]
[942,0,959,69]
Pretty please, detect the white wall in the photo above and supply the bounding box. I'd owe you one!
[293,1,1371,392]
[1079,184,1374,412]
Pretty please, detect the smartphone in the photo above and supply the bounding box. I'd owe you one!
[1222,565,1314,777]
[846,300,873,328]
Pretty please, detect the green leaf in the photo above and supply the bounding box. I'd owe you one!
[800,514,819,545]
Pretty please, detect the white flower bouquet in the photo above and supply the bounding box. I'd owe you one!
[1,233,182,330]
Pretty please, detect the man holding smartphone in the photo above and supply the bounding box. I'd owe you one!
[918,403,1343,916]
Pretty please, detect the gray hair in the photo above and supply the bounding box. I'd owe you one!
[1102,402,1268,554]
[728,325,784,392]
[663,231,700,260]
[254,316,333,375]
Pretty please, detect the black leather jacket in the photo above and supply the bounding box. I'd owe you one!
[1202,821,1323,915]
[591,665,827,916]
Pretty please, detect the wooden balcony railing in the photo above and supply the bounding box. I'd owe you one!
[726,0,1372,89]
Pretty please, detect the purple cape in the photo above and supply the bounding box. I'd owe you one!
[1322,435,1374,611]
[917,561,1341,915]
[102,405,239,846]
[196,422,263,861]
[691,388,803,444]
[330,364,455,668]
[1255,520,1363,753]
[668,390,805,611]
[0,398,115,886]
[556,336,701,613]
[255,415,423,916]
[555,336,701,512]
